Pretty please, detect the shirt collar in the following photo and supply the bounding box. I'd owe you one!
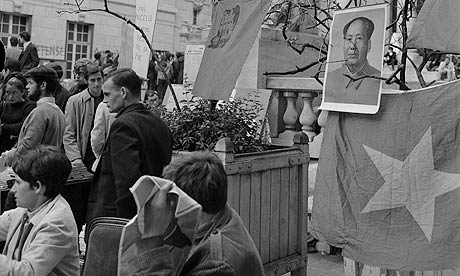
[23,41,31,49]
[37,97,55,105]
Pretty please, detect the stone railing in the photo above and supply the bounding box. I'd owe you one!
[266,76,324,154]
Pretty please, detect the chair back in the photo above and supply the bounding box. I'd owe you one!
[81,217,130,276]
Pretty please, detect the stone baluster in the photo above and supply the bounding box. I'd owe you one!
[278,91,299,141]
[317,109,328,133]
[298,91,318,142]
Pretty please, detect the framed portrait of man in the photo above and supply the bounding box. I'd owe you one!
[320,5,387,114]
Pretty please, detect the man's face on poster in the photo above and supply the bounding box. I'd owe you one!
[343,19,371,70]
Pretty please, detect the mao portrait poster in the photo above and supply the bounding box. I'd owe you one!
[320,5,387,114]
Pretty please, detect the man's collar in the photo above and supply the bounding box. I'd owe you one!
[23,41,31,49]
[37,97,55,105]
[115,102,145,118]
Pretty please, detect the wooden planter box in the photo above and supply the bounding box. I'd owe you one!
[212,132,309,276]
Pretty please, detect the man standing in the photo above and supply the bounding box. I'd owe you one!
[17,66,65,153]
[87,68,172,224]
[64,64,103,231]
[5,37,22,61]
[324,17,381,106]
[44,62,71,112]
[18,32,39,73]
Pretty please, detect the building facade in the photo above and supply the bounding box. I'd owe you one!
[0,0,211,78]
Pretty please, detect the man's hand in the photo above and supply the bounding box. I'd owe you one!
[143,182,175,238]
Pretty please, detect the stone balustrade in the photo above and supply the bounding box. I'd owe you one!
[266,76,324,152]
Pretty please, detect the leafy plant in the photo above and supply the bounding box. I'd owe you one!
[148,87,268,154]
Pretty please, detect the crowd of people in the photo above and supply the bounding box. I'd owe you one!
[147,51,184,102]
[0,37,263,275]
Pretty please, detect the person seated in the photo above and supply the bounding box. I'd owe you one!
[0,145,79,275]
[129,151,264,276]
[437,56,456,82]
[383,47,398,70]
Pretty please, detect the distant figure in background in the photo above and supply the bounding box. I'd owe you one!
[69,58,92,95]
[437,55,456,82]
[383,46,398,70]
[172,52,184,84]
[143,89,160,109]
[5,37,22,61]
[94,52,102,67]
[44,62,71,112]
[18,31,39,73]
[155,54,173,102]
[103,50,113,67]
[0,40,4,72]
[147,57,158,90]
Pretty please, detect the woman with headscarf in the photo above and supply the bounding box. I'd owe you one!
[0,73,36,153]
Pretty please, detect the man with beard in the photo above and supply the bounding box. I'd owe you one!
[17,66,65,152]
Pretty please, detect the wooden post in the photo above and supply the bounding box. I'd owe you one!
[214,137,235,165]
[292,132,309,276]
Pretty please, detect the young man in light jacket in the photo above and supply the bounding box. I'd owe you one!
[0,145,79,276]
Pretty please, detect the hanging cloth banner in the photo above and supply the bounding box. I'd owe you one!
[193,0,271,100]
[407,0,460,54]
[132,0,159,78]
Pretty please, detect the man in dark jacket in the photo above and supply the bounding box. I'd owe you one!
[18,32,39,73]
[86,68,172,224]
[0,40,5,72]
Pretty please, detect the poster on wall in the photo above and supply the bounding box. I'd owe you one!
[132,0,159,78]
[184,45,205,84]
[320,5,387,114]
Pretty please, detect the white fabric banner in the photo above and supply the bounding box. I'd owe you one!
[192,0,271,100]
[132,0,159,78]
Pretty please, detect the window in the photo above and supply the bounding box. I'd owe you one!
[193,8,200,25]
[0,13,29,46]
[65,22,93,79]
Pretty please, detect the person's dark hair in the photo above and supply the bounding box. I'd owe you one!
[24,66,58,96]
[5,72,27,91]
[343,17,374,40]
[44,62,64,80]
[19,31,31,42]
[144,89,158,102]
[176,52,183,59]
[94,52,101,60]
[105,68,141,98]
[4,58,21,73]
[83,64,103,80]
[9,37,19,47]
[11,145,71,198]
[163,151,227,214]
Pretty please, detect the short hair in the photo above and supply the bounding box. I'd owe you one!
[343,17,374,40]
[94,52,101,59]
[9,37,18,46]
[4,58,21,73]
[73,58,93,78]
[19,31,31,42]
[44,62,64,79]
[12,145,71,198]
[24,66,59,95]
[5,72,27,91]
[105,68,142,98]
[162,151,227,214]
[83,64,103,80]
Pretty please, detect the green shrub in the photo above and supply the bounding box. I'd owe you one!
[148,90,268,154]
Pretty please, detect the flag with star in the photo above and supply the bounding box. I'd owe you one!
[310,80,460,271]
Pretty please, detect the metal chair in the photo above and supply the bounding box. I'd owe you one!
[81,217,130,276]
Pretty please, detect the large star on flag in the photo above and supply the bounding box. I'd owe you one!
[361,127,460,242]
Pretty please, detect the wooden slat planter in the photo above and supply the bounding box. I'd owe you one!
[344,258,460,276]
[212,132,309,276]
